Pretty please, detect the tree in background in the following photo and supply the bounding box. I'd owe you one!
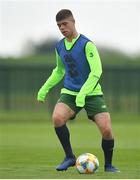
[22,38,58,55]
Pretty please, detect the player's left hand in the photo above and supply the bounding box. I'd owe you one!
[75,94,86,107]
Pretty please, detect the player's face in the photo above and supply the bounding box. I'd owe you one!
[57,17,75,38]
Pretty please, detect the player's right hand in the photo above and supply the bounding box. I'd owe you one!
[37,94,45,102]
[37,88,47,102]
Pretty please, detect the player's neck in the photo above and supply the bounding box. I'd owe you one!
[66,31,79,42]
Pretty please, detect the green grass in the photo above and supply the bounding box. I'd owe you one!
[0,112,140,178]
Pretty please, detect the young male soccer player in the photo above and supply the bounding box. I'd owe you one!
[37,9,120,172]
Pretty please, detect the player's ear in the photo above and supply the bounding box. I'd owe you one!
[72,18,75,24]
[69,16,75,23]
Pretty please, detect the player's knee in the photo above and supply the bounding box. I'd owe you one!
[102,127,113,139]
[52,113,65,127]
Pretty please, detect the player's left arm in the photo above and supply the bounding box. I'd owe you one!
[76,41,102,107]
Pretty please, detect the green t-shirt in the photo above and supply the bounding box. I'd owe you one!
[37,34,103,107]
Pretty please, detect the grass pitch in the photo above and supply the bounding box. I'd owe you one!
[0,112,140,179]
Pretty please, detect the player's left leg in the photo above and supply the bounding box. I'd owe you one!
[94,112,120,172]
[85,96,120,172]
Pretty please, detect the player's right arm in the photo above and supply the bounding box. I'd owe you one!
[37,49,65,102]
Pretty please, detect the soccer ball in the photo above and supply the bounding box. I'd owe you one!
[76,153,99,174]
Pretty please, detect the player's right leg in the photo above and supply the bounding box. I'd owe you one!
[52,101,76,171]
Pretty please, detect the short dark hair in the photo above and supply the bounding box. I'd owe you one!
[56,9,73,22]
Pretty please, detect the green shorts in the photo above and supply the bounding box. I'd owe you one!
[57,93,108,120]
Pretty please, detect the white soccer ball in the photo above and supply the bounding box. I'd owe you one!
[76,153,99,174]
